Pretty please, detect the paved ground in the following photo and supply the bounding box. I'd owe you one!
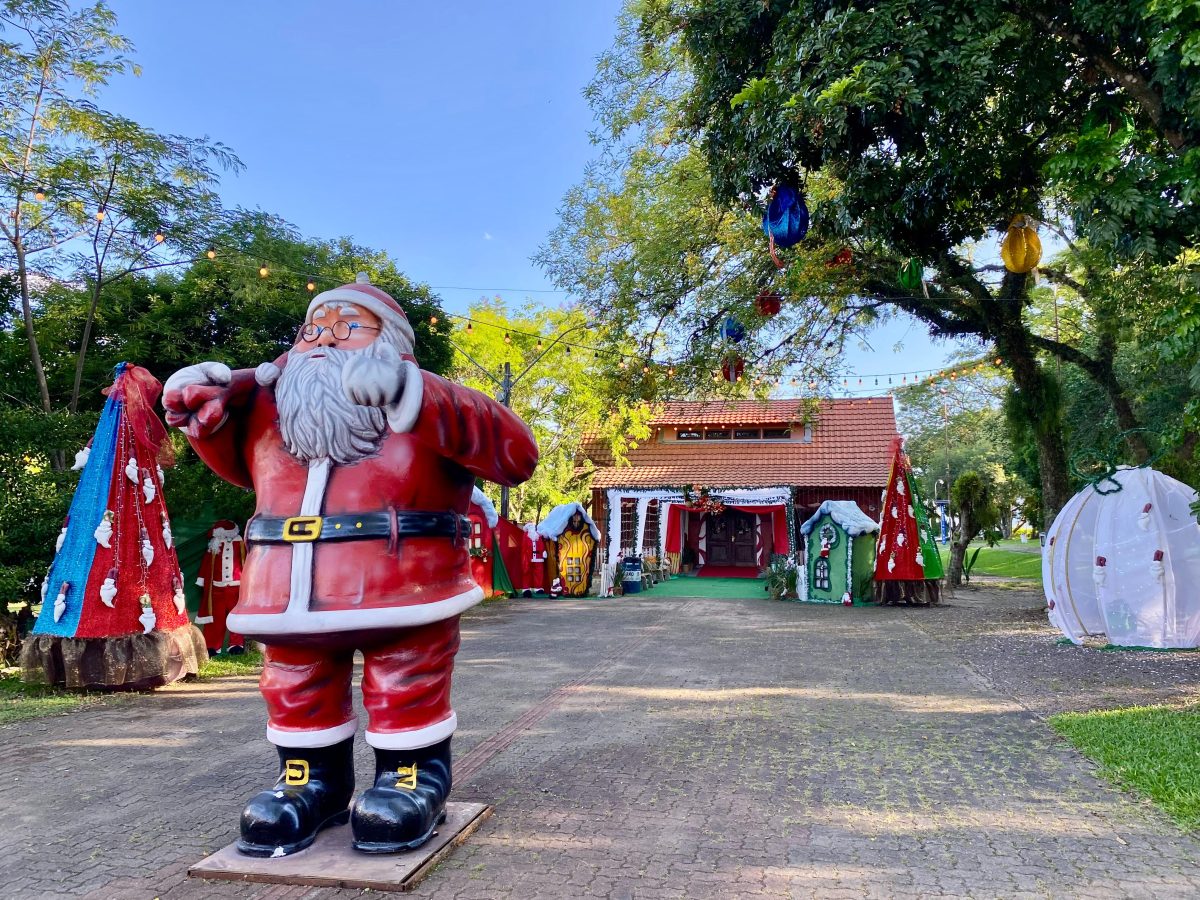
[2,586,1199,899]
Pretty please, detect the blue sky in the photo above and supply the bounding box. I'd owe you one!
[102,0,960,390]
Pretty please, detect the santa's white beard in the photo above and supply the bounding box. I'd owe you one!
[276,343,390,464]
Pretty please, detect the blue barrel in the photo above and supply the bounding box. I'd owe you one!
[621,556,643,594]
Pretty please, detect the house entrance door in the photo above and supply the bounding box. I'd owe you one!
[706,510,757,567]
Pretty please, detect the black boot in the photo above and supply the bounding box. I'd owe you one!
[236,738,355,857]
[351,738,452,853]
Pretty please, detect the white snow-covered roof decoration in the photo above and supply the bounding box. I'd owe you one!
[470,487,499,527]
[537,502,600,540]
[799,500,881,537]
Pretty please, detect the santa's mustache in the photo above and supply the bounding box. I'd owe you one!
[275,342,390,464]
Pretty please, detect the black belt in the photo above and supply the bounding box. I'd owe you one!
[246,511,471,545]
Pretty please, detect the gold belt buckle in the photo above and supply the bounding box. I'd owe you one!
[282,515,323,542]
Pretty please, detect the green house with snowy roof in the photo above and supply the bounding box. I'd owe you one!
[799,500,880,604]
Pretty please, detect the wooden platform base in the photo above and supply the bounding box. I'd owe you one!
[188,802,492,893]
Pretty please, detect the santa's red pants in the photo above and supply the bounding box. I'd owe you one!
[259,617,460,751]
[200,585,244,652]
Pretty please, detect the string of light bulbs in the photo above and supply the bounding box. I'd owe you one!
[23,209,1006,392]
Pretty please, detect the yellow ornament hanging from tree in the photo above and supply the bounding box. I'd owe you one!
[1000,214,1042,273]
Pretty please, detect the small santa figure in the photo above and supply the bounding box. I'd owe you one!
[521,522,548,596]
[164,274,537,858]
[195,520,246,655]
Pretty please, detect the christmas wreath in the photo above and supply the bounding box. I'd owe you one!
[684,485,726,515]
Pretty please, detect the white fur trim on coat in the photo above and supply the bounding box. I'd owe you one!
[365,713,457,750]
[385,360,423,434]
[266,718,358,748]
[227,584,484,638]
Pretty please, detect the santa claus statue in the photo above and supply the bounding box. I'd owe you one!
[195,519,246,655]
[163,274,537,858]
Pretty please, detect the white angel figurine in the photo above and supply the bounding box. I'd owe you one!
[125,456,139,484]
[94,510,114,549]
[71,445,91,471]
[99,569,118,607]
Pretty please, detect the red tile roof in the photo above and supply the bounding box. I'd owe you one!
[647,399,812,426]
[586,397,898,490]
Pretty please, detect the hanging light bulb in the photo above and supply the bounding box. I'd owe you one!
[206,248,216,259]
[593,352,599,359]
[258,265,269,278]
[995,357,1003,365]
[565,346,571,355]
[504,332,511,344]
[153,231,165,244]
[536,340,543,350]
[668,367,675,377]
[34,188,45,201]
[306,278,316,292]
[95,209,106,222]
[429,315,438,326]
[642,364,650,374]
[465,322,473,334]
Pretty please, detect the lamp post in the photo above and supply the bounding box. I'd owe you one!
[450,321,592,519]
[935,478,949,544]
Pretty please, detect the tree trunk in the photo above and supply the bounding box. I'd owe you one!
[69,277,104,413]
[994,272,1071,527]
[947,507,976,587]
[16,245,52,413]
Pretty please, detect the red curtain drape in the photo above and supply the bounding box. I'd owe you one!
[664,503,687,553]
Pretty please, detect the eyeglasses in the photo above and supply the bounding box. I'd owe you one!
[297,321,381,342]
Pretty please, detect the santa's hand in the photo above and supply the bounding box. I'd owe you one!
[163,361,233,438]
[342,347,403,408]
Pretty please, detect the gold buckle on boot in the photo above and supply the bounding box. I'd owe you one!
[284,759,310,785]
[395,764,417,790]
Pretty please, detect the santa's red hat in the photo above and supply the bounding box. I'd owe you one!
[306,273,416,348]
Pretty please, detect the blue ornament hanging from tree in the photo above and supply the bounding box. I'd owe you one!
[719,317,746,343]
[762,184,809,267]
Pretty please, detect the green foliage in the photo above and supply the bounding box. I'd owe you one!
[0,406,95,611]
[1050,703,1200,830]
[449,297,652,521]
[673,0,1199,262]
[760,553,798,601]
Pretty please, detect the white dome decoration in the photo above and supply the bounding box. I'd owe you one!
[1043,466,1200,649]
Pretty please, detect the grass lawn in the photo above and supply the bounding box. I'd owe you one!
[198,647,263,679]
[0,670,112,726]
[937,544,1043,579]
[1050,703,1200,830]
[0,647,264,725]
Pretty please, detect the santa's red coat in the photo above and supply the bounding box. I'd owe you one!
[172,368,537,643]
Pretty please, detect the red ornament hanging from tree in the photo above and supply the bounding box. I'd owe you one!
[755,291,782,317]
[721,355,746,382]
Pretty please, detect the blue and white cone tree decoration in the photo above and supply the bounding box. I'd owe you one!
[20,363,207,690]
